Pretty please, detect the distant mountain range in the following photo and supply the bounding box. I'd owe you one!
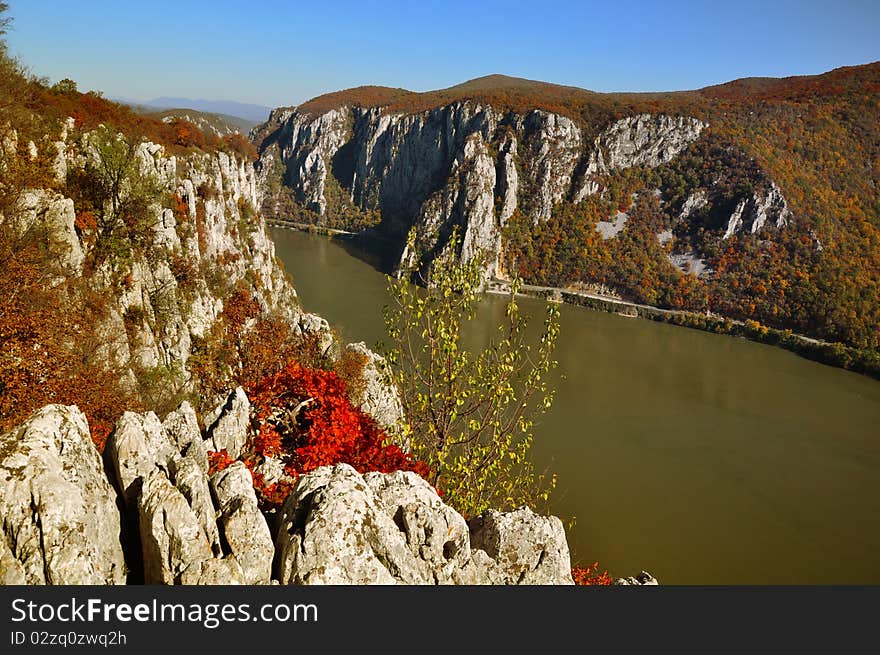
[140,108,256,136]
[114,96,272,124]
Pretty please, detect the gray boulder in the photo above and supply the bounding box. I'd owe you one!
[0,405,125,584]
[469,507,574,585]
[106,410,176,508]
[365,470,471,584]
[179,556,247,585]
[162,401,201,454]
[138,470,214,584]
[204,387,250,459]
[613,571,659,586]
[274,464,428,585]
[169,455,222,556]
[274,464,573,585]
[210,463,274,584]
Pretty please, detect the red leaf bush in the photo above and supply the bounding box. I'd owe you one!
[571,561,613,586]
[208,361,429,512]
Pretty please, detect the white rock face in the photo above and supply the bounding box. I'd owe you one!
[343,341,404,431]
[668,252,710,277]
[138,469,214,584]
[574,114,706,202]
[523,110,583,222]
[722,182,790,239]
[210,463,274,585]
[8,190,84,276]
[274,464,574,585]
[397,132,500,279]
[601,114,706,170]
[259,103,710,280]
[365,470,473,584]
[162,401,202,454]
[204,387,251,460]
[0,405,126,584]
[679,189,708,220]
[497,134,519,223]
[596,211,629,240]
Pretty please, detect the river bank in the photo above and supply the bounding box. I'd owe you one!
[486,279,880,381]
[268,220,879,380]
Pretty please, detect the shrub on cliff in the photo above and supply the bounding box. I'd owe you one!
[382,231,561,518]
[209,362,428,511]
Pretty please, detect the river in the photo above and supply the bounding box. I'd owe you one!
[271,227,880,584]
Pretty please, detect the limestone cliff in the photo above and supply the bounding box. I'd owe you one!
[255,100,791,283]
[7,121,305,405]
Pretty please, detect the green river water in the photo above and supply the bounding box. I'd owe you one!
[271,227,880,584]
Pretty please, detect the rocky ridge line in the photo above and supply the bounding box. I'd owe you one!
[0,399,607,585]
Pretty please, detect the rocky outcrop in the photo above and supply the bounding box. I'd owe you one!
[273,464,574,585]
[6,190,84,278]
[210,463,274,585]
[204,387,250,459]
[29,123,301,407]
[722,182,791,239]
[256,103,706,280]
[1,401,586,587]
[138,469,215,584]
[613,571,659,586]
[103,398,275,585]
[106,410,176,508]
[469,507,573,585]
[396,132,499,278]
[0,405,125,585]
[343,342,404,430]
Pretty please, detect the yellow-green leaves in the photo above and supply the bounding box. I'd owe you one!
[382,228,561,517]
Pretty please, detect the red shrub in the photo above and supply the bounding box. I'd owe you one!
[207,449,236,475]
[249,362,429,479]
[205,361,429,512]
[572,562,613,586]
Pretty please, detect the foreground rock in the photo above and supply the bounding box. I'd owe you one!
[204,387,250,460]
[613,571,659,586]
[0,406,125,584]
[469,507,573,585]
[210,463,274,584]
[105,400,273,585]
[2,402,582,586]
[274,464,574,585]
[138,470,214,584]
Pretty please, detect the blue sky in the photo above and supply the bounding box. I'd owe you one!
[5,0,879,108]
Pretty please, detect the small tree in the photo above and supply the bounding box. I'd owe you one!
[67,126,161,267]
[383,231,561,517]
